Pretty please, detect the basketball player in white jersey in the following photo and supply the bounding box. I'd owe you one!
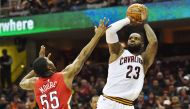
[97,15,158,109]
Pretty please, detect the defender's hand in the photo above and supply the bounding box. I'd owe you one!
[39,45,51,59]
[39,45,45,57]
[95,17,109,36]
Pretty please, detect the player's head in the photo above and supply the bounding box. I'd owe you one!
[90,95,99,109]
[127,33,144,54]
[2,49,7,56]
[33,57,56,77]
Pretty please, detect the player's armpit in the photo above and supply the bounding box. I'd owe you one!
[61,50,92,90]
[61,60,83,89]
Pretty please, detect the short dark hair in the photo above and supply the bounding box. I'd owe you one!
[2,49,7,54]
[33,57,52,78]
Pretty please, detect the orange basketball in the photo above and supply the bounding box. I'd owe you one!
[126,3,147,22]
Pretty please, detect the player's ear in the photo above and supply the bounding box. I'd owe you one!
[47,53,51,59]
[141,42,145,50]
[47,65,52,70]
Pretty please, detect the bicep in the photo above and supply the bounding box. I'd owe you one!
[19,77,37,90]
[108,42,123,63]
[108,42,123,54]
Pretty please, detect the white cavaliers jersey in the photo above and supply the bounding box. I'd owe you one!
[103,49,145,101]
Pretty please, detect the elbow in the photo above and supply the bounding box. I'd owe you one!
[19,82,24,89]
[106,26,116,35]
[73,59,84,72]
[19,80,27,90]
[150,40,158,46]
[153,40,158,45]
[152,42,158,50]
[73,64,83,75]
[106,28,112,35]
[154,41,158,46]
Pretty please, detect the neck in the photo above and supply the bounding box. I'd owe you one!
[128,50,141,56]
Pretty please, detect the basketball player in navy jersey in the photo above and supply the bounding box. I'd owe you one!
[97,13,158,109]
[19,18,109,109]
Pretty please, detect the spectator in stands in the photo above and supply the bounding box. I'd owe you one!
[94,78,105,95]
[171,96,181,109]
[106,0,117,7]
[163,99,172,109]
[80,79,91,97]
[90,95,99,109]
[86,0,107,9]
[145,92,157,108]
[151,79,162,96]
[156,72,165,87]
[179,88,190,109]
[0,49,13,88]
[168,84,177,97]
[143,0,153,3]
[1,0,8,6]
[120,0,142,6]
[69,0,86,10]
[49,0,67,12]
[20,0,49,14]
[0,94,8,109]
[161,90,170,102]
[10,94,21,109]
[25,91,37,109]
[135,92,146,109]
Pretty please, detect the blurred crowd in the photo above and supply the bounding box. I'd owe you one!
[0,58,190,109]
[0,0,171,18]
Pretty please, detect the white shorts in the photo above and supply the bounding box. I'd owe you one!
[97,95,134,109]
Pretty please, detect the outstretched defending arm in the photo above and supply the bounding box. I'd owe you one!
[142,24,158,74]
[106,18,130,63]
[63,18,108,89]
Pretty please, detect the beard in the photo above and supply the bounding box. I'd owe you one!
[128,44,142,54]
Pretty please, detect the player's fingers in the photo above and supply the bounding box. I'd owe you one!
[47,53,51,59]
[100,18,106,28]
[99,19,103,26]
[102,17,107,27]
[105,19,109,27]
[94,26,97,29]
[94,26,98,32]
[40,45,44,51]
[39,45,45,57]
[103,17,106,23]
[42,46,45,55]
[101,18,105,25]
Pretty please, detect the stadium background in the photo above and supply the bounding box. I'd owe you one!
[0,0,190,109]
